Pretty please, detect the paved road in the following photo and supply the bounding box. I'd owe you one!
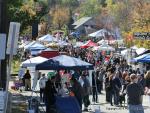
[88,92,150,113]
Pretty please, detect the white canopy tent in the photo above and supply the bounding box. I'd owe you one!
[24,41,46,50]
[97,39,108,45]
[92,43,115,51]
[24,41,35,49]
[19,41,30,49]
[74,42,84,47]
[20,56,50,91]
[56,40,70,47]
[97,39,123,45]
[121,49,128,55]
[136,48,147,55]
[21,56,48,67]
[88,29,114,38]
[38,34,57,42]
[130,46,138,50]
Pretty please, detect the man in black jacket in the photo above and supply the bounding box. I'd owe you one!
[112,71,122,106]
[127,74,144,113]
[44,76,57,113]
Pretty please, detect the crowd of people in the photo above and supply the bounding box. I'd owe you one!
[19,45,150,113]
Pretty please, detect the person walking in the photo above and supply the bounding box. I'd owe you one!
[108,72,114,106]
[23,70,31,91]
[144,71,150,106]
[112,71,122,106]
[70,77,83,111]
[127,74,144,113]
[92,71,98,103]
[81,74,91,111]
[105,70,111,103]
[44,76,57,113]
[98,68,105,94]
[39,74,47,102]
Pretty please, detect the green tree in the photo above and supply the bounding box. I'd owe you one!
[61,0,79,9]
[50,6,70,29]
[7,0,48,33]
[100,0,107,7]
[77,0,102,17]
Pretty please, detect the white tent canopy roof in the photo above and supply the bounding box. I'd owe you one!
[121,49,129,55]
[130,46,138,50]
[92,43,115,51]
[19,41,30,48]
[74,42,84,47]
[38,34,56,42]
[97,39,108,44]
[24,41,46,50]
[57,40,70,46]
[130,46,147,55]
[136,48,147,55]
[36,55,93,70]
[21,56,48,67]
[88,28,114,38]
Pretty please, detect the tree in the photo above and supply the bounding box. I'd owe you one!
[123,0,150,48]
[50,6,70,29]
[7,0,48,33]
[100,0,107,7]
[130,0,150,30]
[61,0,79,9]
[77,0,102,17]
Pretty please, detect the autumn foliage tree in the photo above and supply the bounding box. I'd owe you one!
[126,0,150,48]
[76,0,101,17]
[130,0,150,30]
[50,6,70,29]
[103,0,150,48]
[8,0,48,33]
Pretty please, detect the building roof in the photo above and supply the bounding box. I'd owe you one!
[73,17,92,29]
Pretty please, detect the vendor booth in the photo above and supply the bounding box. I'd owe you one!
[132,53,150,63]
[92,43,115,51]
[24,41,46,56]
[36,55,93,70]
[20,56,49,90]
[39,49,59,59]
[38,34,57,42]
[24,41,46,50]
[80,40,97,49]
[21,56,48,67]
[56,40,70,47]
[88,28,114,38]
[35,55,94,113]
[74,42,84,48]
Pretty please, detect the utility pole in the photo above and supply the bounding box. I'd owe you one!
[0,0,8,90]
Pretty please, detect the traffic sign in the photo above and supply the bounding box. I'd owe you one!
[6,22,20,55]
[134,32,150,40]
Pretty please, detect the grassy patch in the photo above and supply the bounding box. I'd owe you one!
[12,60,21,74]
